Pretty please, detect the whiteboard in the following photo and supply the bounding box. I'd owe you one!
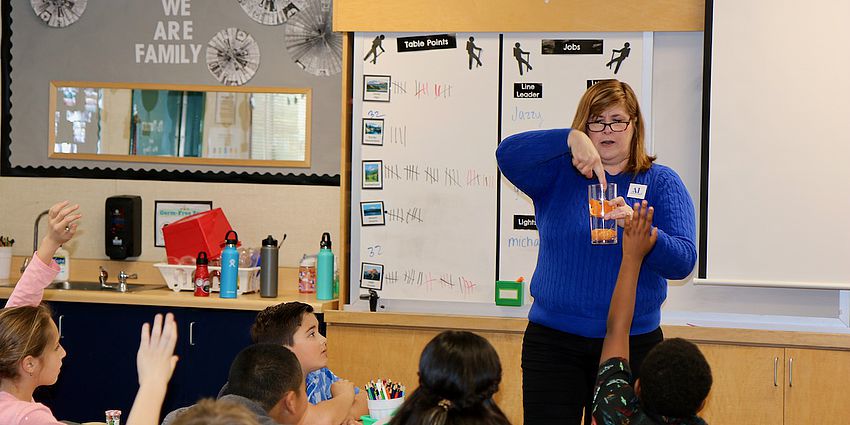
[351,33,500,304]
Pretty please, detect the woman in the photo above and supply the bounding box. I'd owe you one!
[389,331,510,425]
[0,201,179,425]
[496,79,696,425]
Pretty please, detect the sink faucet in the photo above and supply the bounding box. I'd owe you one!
[99,267,111,289]
[99,267,137,292]
[20,210,50,274]
[117,270,138,293]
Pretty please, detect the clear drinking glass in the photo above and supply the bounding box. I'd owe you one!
[588,183,618,245]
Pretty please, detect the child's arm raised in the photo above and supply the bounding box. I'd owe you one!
[6,201,81,308]
[126,313,179,425]
[599,201,657,365]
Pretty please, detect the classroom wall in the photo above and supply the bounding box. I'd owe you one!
[0,176,340,268]
[650,32,839,320]
[0,2,343,268]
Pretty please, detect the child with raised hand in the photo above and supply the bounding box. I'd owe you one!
[0,201,180,425]
[388,330,511,425]
[592,201,712,425]
[5,200,81,308]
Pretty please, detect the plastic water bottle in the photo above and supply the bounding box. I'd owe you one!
[220,230,239,299]
[317,232,334,300]
[260,235,278,298]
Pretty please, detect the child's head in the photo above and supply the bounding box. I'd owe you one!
[171,398,260,425]
[227,343,309,425]
[251,302,328,372]
[637,338,712,418]
[390,330,510,425]
[0,304,66,386]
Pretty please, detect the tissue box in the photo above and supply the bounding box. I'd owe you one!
[162,208,232,264]
[154,263,260,294]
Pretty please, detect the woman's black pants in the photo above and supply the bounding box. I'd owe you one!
[521,321,663,425]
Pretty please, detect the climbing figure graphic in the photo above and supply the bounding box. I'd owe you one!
[466,36,483,70]
[364,34,386,64]
[513,42,533,76]
[606,42,631,74]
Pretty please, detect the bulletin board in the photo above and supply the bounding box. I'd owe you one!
[1,0,342,184]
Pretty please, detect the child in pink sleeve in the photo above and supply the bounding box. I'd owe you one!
[1,201,183,425]
[0,201,80,424]
[0,391,65,425]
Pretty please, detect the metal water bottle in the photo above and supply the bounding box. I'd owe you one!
[317,232,334,300]
[219,230,239,299]
[194,251,211,297]
[260,235,278,298]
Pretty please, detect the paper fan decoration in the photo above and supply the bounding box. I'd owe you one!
[237,0,305,25]
[31,0,87,28]
[283,0,342,76]
[206,28,261,86]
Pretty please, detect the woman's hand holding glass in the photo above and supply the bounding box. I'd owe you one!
[604,196,635,227]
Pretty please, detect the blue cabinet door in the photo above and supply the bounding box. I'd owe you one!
[162,307,255,411]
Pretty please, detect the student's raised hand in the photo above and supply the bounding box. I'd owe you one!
[137,313,179,389]
[44,200,81,249]
[36,201,82,265]
[567,129,606,188]
[622,201,657,260]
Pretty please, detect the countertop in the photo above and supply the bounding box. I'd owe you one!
[0,283,337,311]
[1,256,338,311]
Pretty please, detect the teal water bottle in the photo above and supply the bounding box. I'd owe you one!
[317,232,334,300]
[220,230,239,299]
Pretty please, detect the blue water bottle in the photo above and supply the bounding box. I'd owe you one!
[219,230,239,299]
[317,232,334,300]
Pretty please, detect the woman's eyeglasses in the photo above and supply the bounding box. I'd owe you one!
[586,121,630,132]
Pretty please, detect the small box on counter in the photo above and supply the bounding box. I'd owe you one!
[154,263,260,294]
[162,208,232,264]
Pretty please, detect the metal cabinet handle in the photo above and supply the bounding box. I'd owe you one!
[774,357,779,386]
[189,321,196,346]
[788,357,793,387]
[58,314,64,339]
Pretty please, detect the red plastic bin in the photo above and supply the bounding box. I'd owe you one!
[162,208,232,264]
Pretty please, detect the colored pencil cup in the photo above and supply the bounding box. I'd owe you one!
[367,397,405,419]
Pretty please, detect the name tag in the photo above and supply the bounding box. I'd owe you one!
[627,183,647,200]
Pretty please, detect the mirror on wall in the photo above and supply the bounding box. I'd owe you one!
[49,82,312,168]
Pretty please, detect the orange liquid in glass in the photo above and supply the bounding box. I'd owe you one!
[591,228,617,242]
[589,199,614,218]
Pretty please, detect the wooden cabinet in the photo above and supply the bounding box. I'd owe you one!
[784,348,850,425]
[698,344,785,424]
[698,344,850,425]
[31,301,256,423]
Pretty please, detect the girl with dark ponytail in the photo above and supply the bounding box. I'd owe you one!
[389,331,511,425]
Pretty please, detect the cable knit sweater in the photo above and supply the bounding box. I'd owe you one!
[496,128,696,338]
